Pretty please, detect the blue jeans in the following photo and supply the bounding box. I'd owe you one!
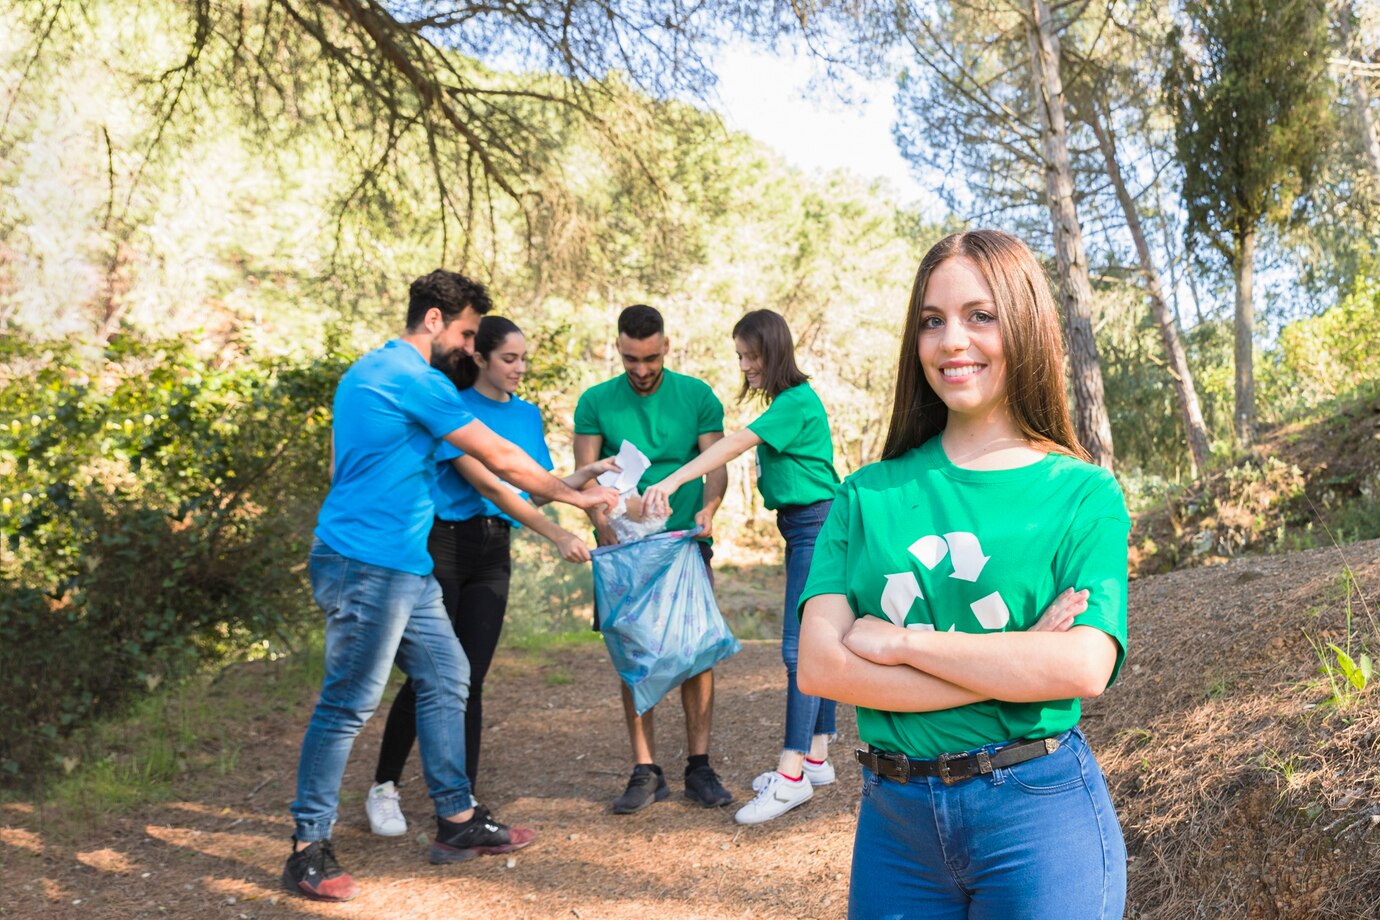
[376,516,512,788]
[848,727,1126,919]
[291,539,473,842]
[778,500,837,754]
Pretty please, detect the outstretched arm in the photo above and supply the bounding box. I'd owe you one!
[447,420,619,513]
[642,428,761,519]
[451,456,593,563]
[530,456,619,508]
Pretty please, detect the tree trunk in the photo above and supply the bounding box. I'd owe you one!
[1339,2,1380,186]
[1024,0,1115,470]
[1084,101,1211,476]
[1233,226,1257,447]
[1358,79,1380,187]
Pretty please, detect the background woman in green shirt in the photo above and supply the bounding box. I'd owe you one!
[643,309,843,826]
[796,230,1128,917]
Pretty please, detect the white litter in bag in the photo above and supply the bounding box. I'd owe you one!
[609,490,669,543]
[595,440,667,542]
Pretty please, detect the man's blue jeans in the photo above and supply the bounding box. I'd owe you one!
[848,727,1126,919]
[290,539,473,842]
[778,500,838,754]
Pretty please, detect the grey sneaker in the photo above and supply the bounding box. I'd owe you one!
[429,806,536,864]
[683,764,733,808]
[612,764,669,814]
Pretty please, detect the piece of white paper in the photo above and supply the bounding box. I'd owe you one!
[597,440,651,494]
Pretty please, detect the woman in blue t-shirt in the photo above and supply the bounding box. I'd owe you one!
[643,309,843,826]
[797,230,1127,917]
[365,316,613,837]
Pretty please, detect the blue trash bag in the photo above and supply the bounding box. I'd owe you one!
[591,527,741,716]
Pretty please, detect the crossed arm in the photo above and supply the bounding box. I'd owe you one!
[797,590,1117,712]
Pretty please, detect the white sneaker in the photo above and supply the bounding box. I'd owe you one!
[751,759,836,791]
[365,781,408,837]
[802,758,836,787]
[734,771,813,825]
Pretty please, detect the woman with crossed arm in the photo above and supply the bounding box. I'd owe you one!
[797,230,1128,918]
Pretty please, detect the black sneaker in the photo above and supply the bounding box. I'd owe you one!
[683,764,734,808]
[281,838,359,902]
[429,805,537,864]
[611,764,669,814]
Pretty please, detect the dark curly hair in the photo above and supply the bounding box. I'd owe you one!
[406,270,493,330]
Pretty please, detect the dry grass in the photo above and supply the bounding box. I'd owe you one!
[3,541,1379,918]
[1097,538,1380,918]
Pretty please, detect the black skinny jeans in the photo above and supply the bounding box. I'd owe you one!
[375,516,512,790]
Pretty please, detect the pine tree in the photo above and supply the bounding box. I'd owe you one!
[1165,0,1334,447]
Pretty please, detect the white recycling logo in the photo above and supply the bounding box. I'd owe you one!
[880,531,1010,631]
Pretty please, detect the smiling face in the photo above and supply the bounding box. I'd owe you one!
[917,256,1009,424]
[618,332,668,395]
[476,331,527,395]
[428,305,481,371]
[734,337,764,390]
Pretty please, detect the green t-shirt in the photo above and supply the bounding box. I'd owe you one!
[573,369,725,536]
[798,435,1129,759]
[746,382,841,510]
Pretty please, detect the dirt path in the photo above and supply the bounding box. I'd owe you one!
[2,642,861,920]
[5,539,1380,919]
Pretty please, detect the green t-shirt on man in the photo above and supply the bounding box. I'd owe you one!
[746,381,840,510]
[573,369,724,537]
[798,435,1129,760]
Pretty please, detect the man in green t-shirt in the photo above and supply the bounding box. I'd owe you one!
[573,304,735,814]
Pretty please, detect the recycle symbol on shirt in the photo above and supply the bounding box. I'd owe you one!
[880,532,1010,632]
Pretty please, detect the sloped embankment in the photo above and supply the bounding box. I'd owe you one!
[1096,537,1380,918]
[1130,394,1380,577]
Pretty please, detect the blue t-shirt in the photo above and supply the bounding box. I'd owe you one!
[315,340,476,575]
[432,389,553,525]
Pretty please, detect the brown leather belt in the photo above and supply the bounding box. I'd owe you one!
[855,736,1062,786]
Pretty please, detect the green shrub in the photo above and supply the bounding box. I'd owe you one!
[0,334,348,783]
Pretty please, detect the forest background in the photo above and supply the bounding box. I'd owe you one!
[2,0,1379,783]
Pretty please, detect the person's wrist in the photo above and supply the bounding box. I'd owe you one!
[899,628,924,665]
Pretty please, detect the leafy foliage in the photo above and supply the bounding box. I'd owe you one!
[0,334,347,782]
[1275,276,1380,407]
[1165,0,1335,264]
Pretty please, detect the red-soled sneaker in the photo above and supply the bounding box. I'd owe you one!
[282,838,359,902]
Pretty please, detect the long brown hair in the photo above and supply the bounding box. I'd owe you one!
[880,230,1090,462]
[731,309,809,403]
